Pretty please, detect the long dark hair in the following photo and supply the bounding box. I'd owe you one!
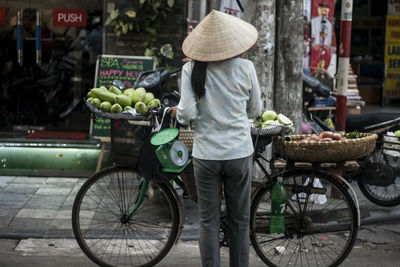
[191,61,208,98]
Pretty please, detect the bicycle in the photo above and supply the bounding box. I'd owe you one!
[72,106,360,267]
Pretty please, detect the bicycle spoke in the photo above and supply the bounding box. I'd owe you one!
[251,171,357,267]
[73,168,178,267]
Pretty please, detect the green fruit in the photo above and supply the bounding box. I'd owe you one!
[111,103,123,113]
[90,88,106,98]
[100,101,112,112]
[277,114,293,125]
[261,110,277,122]
[87,97,94,102]
[395,130,400,137]
[124,106,132,111]
[91,98,101,108]
[253,116,264,129]
[132,87,146,104]
[143,92,155,105]
[87,91,95,98]
[98,91,117,104]
[99,86,108,91]
[147,98,161,109]
[123,88,135,97]
[261,120,275,128]
[109,85,122,95]
[115,95,132,107]
[135,101,148,116]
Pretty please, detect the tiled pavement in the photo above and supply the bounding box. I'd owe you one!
[1,175,400,240]
[0,176,200,239]
[0,176,85,238]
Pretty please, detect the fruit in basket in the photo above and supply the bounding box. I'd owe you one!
[87,97,93,103]
[90,88,106,98]
[347,131,360,139]
[254,111,294,130]
[115,95,132,107]
[262,120,279,128]
[87,91,95,98]
[147,98,161,109]
[132,87,146,104]
[144,92,155,105]
[99,86,108,91]
[123,88,135,97]
[135,101,148,116]
[98,91,117,104]
[100,101,112,112]
[109,86,122,95]
[277,114,293,126]
[261,110,277,122]
[111,103,123,113]
[299,131,347,143]
[332,133,342,140]
[124,106,132,111]
[318,131,334,140]
[395,130,400,137]
[91,98,101,108]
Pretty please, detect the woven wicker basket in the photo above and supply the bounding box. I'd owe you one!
[85,99,147,120]
[179,129,194,152]
[177,129,197,201]
[281,133,378,163]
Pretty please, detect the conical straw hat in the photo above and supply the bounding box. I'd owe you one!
[182,10,258,62]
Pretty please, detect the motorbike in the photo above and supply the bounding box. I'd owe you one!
[133,67,182,108]
[303,73,400,207]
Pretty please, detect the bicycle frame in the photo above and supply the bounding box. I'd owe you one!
[252,139,361,229]
[127,178,150,218]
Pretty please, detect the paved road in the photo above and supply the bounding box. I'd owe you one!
[0,231,400,267]
[1,175,400,266]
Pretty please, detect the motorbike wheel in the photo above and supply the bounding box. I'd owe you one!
[358,148,400,207]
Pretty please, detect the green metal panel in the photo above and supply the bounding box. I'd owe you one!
[0,138,112,176]
[0,147,110,170]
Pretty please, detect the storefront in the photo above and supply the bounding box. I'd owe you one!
[303,0,398,109]
[0,0,103,133]
[0,0,187,134]
[0,0,186,176]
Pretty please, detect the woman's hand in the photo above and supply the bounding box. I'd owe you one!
[168,106,177,118]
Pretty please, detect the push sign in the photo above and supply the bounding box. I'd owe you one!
[53,9,86,27]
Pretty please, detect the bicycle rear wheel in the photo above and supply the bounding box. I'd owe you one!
[72,166,179,267]
[358,148,400,207]
[250,170,358,267]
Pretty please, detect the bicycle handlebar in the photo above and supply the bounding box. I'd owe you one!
[126,106,172,128]
[127,120,151,126]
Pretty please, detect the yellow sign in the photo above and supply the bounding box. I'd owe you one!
[385,15,400,100]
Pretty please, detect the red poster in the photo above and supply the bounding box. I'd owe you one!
[309,0,336,74]
[53,9,86,27]
[0,8,6,25]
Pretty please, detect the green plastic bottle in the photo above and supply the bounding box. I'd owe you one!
[270,177,287,234]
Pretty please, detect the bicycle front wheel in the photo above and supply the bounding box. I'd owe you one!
[72,166,179,267]
[250,170,358,267]
[358,148,400,207]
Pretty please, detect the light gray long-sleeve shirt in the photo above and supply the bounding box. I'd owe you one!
[176,58,262,160]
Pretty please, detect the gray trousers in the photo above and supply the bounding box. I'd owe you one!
[193,155,252,267]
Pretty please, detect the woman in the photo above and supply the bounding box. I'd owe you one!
[170,10,262,267]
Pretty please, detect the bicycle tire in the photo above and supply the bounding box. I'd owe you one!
[358,148,400,207]
[250,170,358,267]
[72,166,179,267]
